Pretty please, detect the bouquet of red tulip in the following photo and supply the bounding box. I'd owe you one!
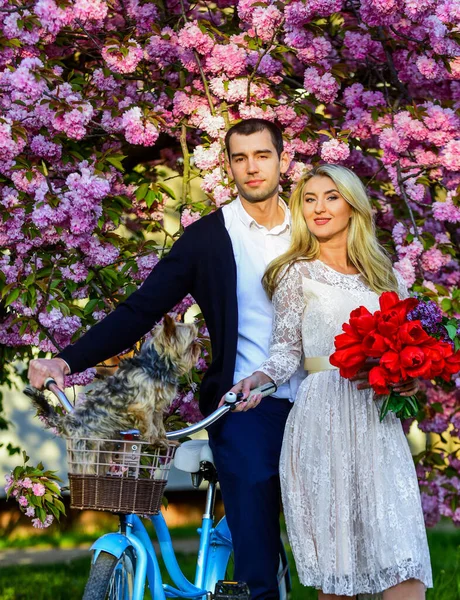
[329,291,460,421]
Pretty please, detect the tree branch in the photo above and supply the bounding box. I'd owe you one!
[396,161,421,241]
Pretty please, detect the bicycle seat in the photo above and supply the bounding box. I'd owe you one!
[174,440,215,474]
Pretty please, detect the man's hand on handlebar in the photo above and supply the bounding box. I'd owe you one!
[28,358,70,390]
[219,371,273,412]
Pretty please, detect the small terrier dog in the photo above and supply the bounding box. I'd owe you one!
[25,316,201,448]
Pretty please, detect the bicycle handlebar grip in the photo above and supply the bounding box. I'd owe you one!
[224,381,278,407]
[246,381,277,400]
[44,377,57,390]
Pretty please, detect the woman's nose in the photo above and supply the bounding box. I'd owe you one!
[314,200,326,213]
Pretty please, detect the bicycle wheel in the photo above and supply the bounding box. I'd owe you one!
[82,549,136,600]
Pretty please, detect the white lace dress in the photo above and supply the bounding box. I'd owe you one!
[259,260,432,597]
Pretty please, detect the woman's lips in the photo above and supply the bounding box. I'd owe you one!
[314,218,331,225]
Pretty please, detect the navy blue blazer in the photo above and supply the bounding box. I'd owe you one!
[59,209,239,416]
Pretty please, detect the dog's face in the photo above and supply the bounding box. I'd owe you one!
[150,315,201,376]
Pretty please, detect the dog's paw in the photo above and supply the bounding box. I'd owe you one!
[149,437,176,450]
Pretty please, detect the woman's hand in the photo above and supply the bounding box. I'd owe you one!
[392,378,420,397]
[350,358,419,397]
[219,371,273,412]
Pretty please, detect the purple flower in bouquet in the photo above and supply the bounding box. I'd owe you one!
[408,298,450,341]
[408,299,442,331]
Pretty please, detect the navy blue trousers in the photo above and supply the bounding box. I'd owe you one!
[208,396,292,600]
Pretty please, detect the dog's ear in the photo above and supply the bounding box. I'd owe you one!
[163,314,176,339]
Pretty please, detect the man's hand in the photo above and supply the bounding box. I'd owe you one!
[28,358,70,390]
[219,371,273,412]
[350,357,419,397]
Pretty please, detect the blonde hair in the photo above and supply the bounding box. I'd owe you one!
[263,164,398,298]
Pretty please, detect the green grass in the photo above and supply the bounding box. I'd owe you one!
[0,530,459,599]
[0,522,200,551]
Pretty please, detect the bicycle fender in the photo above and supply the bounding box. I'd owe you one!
[90,533,133,562]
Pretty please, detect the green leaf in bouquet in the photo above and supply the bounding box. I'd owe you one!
[445,322,458,341]
[379,392,419,422]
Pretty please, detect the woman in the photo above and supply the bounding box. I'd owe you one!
[230,165,432,599]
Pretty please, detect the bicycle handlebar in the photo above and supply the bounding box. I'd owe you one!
[42,378,277,440]
[44,378,75,413]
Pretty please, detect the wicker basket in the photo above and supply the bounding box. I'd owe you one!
[66,436,176,515]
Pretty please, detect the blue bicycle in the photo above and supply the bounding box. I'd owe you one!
[45,380,291,600]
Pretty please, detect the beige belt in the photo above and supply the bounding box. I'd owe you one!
[304,356,339,374]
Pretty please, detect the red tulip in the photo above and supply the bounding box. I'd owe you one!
[362,331,390,357]
[398,321,431,346]
[329,345,367,378]
[399,346,432,378]
[380,350,402,376]
[379,291,400,312]
[368,366,391,395]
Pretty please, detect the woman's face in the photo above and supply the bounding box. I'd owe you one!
[302,175,353,241]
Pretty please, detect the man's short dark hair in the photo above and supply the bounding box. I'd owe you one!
[225,118,284,161]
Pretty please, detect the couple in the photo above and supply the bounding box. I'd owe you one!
[28,119,432,599]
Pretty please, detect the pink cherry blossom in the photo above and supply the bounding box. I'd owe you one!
[433,192,460,223]
[178,23,214,55]
[102,39,143,74]
[32,483,46,496]
[206,44,247,78]
[193,142,222,171]
[122,107,159,146]
[320,139,350,163]
[420,247,451,272]
[32,514,54,529]
[181,208,201,228]
[303,67,340,104]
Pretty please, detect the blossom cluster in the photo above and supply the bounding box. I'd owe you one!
[5,452,65,528]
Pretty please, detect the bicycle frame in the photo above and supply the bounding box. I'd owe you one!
[90,479,232,600]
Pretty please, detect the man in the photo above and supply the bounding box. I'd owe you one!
[28,118,302,599]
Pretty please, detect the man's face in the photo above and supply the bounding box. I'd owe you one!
[227,130,289,204]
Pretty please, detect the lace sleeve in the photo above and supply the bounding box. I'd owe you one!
[258,263,305,387]
[394,269,410,300]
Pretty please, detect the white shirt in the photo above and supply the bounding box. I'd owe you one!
[222,197,304,401]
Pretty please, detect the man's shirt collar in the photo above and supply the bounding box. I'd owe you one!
[234,196,291,234]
